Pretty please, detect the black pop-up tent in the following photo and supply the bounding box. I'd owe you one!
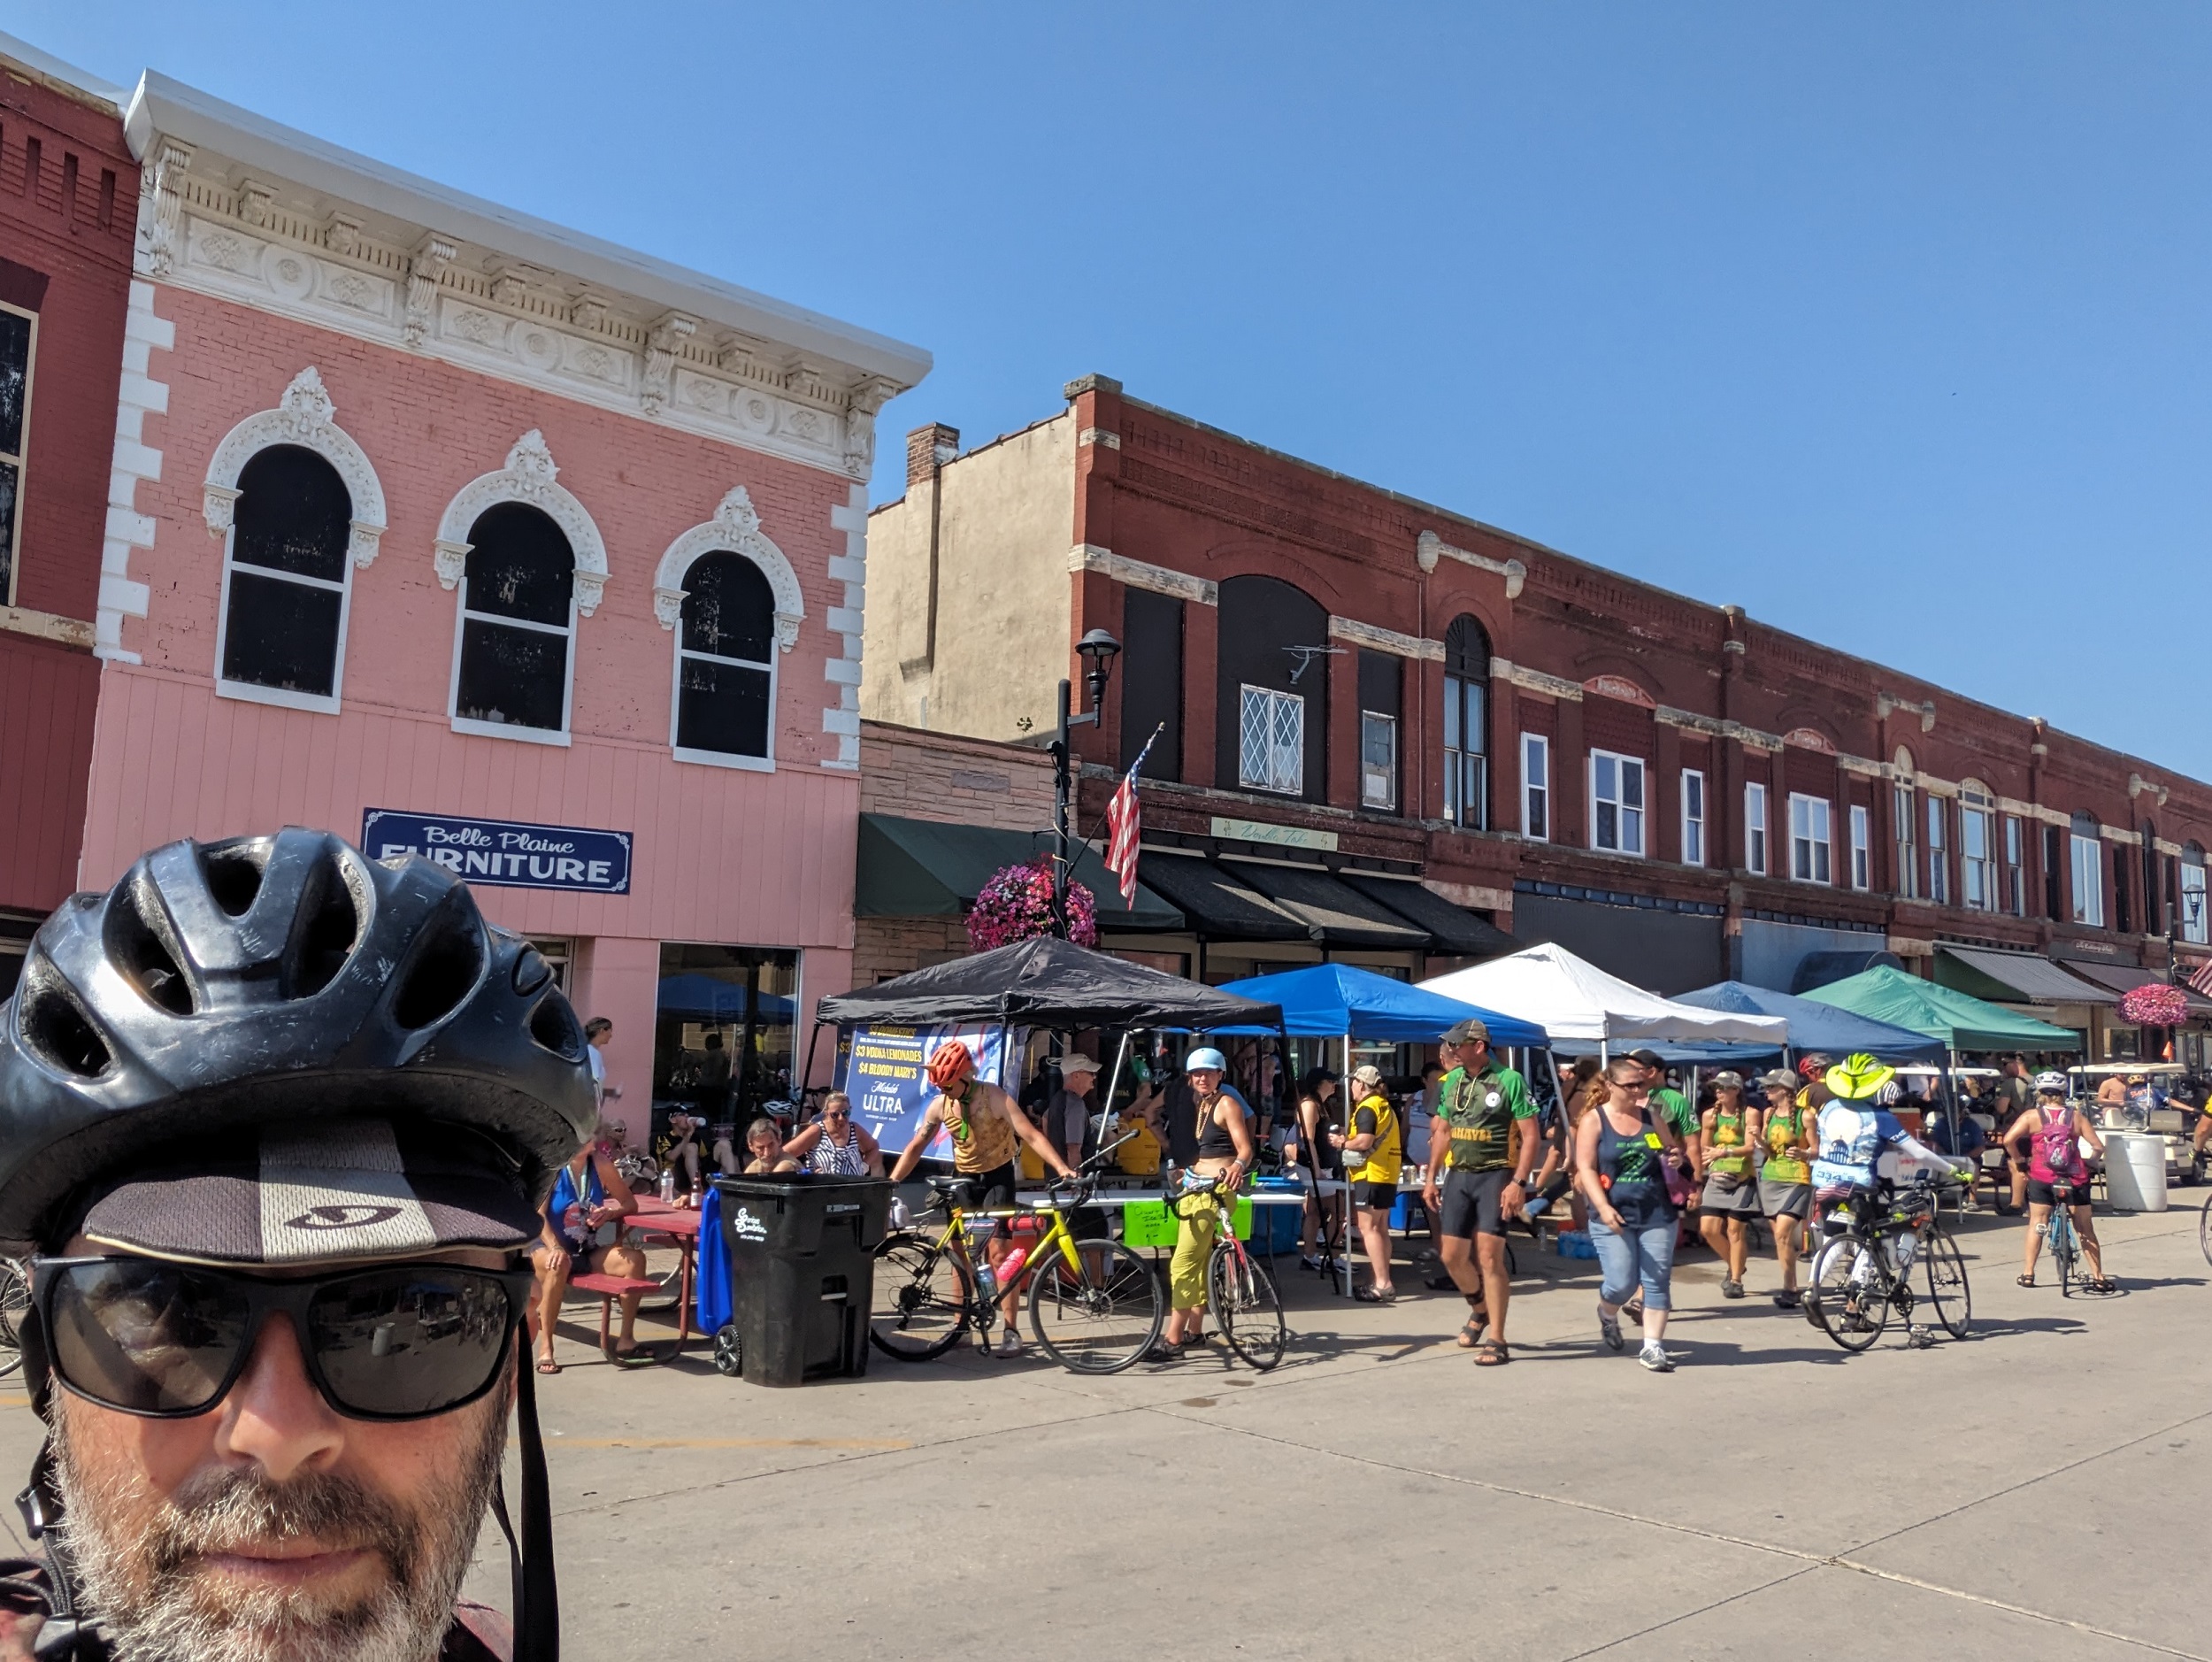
[815,935,1282,1031]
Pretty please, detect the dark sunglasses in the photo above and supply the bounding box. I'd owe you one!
[34,1257,533,1422]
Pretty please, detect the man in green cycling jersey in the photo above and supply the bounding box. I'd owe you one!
[1420,1019,1538,1367]
[1632,1050,1701,1186]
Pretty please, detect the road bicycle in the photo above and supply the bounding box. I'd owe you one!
[1165,1174,1287,1371]
[1805,1177,1970,1353]
[869,1157,1164,1374]
[2198,1192,2212,1270]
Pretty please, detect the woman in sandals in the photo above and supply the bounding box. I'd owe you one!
[1698,1072,1762,1298]
[1159,1047,1256,1357]
[2005,1071,2115,1292]
[1333,1063,1402,1302]
[1574,1056,1682,1372]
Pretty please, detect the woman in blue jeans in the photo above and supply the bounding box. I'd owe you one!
[1573,1057,1685,1373]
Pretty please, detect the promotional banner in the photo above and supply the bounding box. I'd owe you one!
[843,1024,1024,1159]
[362,809,633,895]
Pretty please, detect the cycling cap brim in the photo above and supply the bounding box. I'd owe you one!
[73,1117,542,1267]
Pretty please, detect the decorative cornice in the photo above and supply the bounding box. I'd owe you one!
[651,486,803,651]
[202,367,388,567]
[142,165,898,482]
[1416,529,1526,599]
[1327,615,1443,661]
[1492,658,1581,700]
[2129,772,2170,807]
[434,431,609,617]
[1067,544,1217,606]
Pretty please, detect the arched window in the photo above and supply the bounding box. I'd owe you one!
[672,551,778,766]
[2182,843,2208,946]
[450,503,575,741]
[1441,614,1489,829]
[216,446,353,708]
[2069,811,2104,928]
[1958,781,1995,911]
[1891,748,1916,899]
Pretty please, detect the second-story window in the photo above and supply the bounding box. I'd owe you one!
[2004,814,2025,915]
[1522,733,1550,840]
[1590,750,1645,856]
[452,503,576,742]
[1926,795,1949,904]
[0,300,34,605]
[1358,648,1400,813]
[1894,782,1917,898]
[1790,793,1832,883]
[1681,769,1706,866]
[2183,844,2208,945]
[218,445,353,709]
[672,552,777,766]
[1239,685,1304,795]
[1746,781,1770,875]
[1850,803,1871,890]
[1960,782,1996,910]
[1441,614,1488,828]
[2070,812,2103,927]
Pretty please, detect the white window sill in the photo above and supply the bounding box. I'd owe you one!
[673,746,774,773]
[218,678,341,716]
[451,715,571,747]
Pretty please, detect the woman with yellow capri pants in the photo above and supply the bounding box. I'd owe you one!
[1157,1046,1255,1358]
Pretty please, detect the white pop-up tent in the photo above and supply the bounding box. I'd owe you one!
[1420,943,1790,1056]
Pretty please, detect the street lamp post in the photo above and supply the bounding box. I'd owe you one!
[1050,629,1121,939]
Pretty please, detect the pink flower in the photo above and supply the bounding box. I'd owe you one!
[2117,983,2189,1028]
[967,857,1097,950]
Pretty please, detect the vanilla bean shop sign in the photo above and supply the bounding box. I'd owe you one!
[362,809,633,895]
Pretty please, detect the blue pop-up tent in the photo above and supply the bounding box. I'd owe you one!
[1211,963,1548,1046]
[1676,980,1947,1063]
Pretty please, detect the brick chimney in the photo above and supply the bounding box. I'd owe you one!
[905,423,959,489]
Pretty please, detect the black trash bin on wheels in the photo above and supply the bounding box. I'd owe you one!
[712,1173,890,1387]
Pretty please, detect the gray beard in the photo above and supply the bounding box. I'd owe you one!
[50,1398,506,1662]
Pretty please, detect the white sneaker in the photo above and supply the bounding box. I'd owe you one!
[996,1328,1025,1358]
[1638,1343,1675,1373]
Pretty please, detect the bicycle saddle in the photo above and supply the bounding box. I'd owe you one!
[924,1174,979,1206]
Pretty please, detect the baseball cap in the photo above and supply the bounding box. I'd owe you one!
[1441,1018,1489,1045]
[1057,1054,1102,1077]
[73,1119,542,1268]
[1756,1069,1800,1091]
[1710,1071,1745,1089]
[1349,1064,1386,1092]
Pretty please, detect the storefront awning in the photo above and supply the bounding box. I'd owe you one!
[1133,851,1308,942]
[1935,946,2116,1006]
[856,814,1184,933]
[1339,873,1517,958]
[1219,859,1432,950]
[2058,960,2212,1015]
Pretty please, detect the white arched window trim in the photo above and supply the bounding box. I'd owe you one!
[434,432,606,748]
[202,367,386,715]
[654,486,802,773]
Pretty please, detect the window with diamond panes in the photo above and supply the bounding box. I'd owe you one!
[1240,684,1303,795]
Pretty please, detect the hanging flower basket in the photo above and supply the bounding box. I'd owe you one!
[966,857,1096,952]
[2118,982,2190,1028]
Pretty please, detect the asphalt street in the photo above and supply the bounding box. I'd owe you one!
[2,1202,2205,1659]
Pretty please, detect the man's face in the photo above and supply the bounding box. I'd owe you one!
[1064,1071,1098,1097]
[51,1248,511,1662]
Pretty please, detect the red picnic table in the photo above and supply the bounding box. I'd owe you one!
[621,1198,702,1353]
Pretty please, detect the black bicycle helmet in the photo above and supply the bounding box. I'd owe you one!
[0,826,594,1255]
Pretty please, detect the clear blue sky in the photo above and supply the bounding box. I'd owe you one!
[24,4,2211,775]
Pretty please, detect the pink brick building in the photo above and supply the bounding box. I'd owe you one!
[84,72,926,1123]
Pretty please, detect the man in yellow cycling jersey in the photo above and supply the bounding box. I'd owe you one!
[1420,1019,1538,1367]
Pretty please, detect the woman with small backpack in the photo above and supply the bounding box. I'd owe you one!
[2003,1071,2114,1292]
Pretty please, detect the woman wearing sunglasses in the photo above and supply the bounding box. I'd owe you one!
[781,1092,885,1176]
[532,1132,649,1371]
[0,828,596,1662]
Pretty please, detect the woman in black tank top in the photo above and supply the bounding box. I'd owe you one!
[1161,1050,1257,1356]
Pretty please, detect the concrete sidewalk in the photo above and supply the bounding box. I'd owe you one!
[1,1203,2204,1658]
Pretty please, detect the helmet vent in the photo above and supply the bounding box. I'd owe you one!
[18,968,112,1078]
[106,881,194,1017]
[393,921,483,1030]
[288,859,363,999]
[201,845,265,919]
[527,989,585,1061]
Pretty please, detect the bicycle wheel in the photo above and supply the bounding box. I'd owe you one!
[2200,1195,2212,1267]
[868,1231,972,1361]
[2054,1215,2078,1298]
[0,1262,24,1381]
[1210,1246,1286,1372]
[1921,1225,1971,1340]
[1808,1237,1890,1352]
[1028,1239,1164,1374]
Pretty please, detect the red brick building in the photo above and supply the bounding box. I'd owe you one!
[0,35,137,993]
[864,375,2212,1062]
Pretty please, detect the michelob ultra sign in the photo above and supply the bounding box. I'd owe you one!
[362,809,633,895]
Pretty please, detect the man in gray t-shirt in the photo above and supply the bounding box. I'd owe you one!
[1051,1054,1102,1166]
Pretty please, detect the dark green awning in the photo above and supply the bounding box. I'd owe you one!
[856,814,1184,933]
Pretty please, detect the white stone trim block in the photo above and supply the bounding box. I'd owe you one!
[97,281,171,663]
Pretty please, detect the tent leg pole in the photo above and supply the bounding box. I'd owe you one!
[1101,1033,1131,1152]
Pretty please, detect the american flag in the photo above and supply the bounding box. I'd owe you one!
[1104,727,1161,910]
[2189,958,2212,999]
